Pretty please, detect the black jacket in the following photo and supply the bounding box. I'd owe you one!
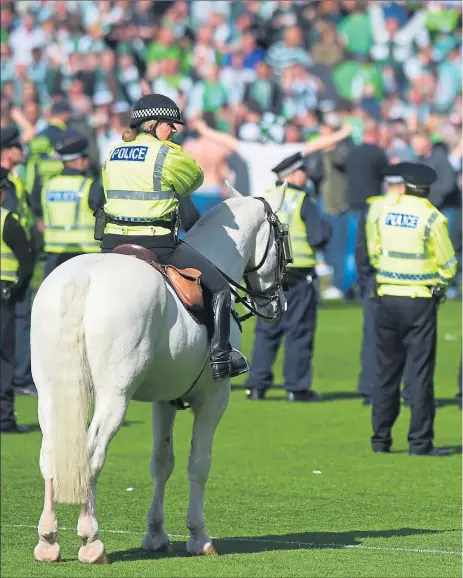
[345,142,389,211]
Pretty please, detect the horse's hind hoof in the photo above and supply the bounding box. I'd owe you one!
[95,552,110,565]
[78,540,109,564]
[34,541,61,562]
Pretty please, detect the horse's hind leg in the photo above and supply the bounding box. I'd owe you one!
[142,401,176,553]
[186,383,230,556]
[34,384,60,562]
[77,393,128,564]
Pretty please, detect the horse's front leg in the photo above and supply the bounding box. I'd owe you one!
[142,401,177,553]
[186,383,230,556]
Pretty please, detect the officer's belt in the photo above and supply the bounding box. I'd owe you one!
[107,212,175,228]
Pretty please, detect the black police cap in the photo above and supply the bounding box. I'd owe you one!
[0,127,21,150]
[271,152,307,178]
[381,161,408,184]
[397,162,437,192]
[129,94,185,128]
[51,101,73,116]
[55,129,89,161]
[0,166,9,189]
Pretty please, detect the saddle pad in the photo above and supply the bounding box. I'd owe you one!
[111,244,204,313]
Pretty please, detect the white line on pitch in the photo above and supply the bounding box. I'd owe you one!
[4,524,461,556]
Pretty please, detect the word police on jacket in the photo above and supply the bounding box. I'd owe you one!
[110,146,148,162]
[385,213,419,228]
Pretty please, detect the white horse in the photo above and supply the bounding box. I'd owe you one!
[31,182,288,564]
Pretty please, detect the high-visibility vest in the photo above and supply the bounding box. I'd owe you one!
[7,173,35,239]
[41,174,100,254]
[102,133,203,236]
[277,186,316,268]
[25,120,67,192]
[0,208,19,282]
[369,195,457,294]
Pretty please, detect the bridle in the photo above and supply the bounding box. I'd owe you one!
[220,197,293,323]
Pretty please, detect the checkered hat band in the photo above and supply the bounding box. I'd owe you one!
[278,160,304,178]
[385,176,404,184]
[131,107,180,120]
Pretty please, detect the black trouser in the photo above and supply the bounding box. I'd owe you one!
[372,295,437,454]
[245,277,318,393]
[44,252,82,279]
[0,296,16,430]
[101,233,229,294]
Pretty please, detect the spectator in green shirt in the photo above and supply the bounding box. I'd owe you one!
[145,27,182,65]
[338,2,373,56]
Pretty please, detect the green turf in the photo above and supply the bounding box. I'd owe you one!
[1,301,461,577]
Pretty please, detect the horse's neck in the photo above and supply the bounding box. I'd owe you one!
[185,201,259,284]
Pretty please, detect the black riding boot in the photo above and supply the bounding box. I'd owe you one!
[210,291,232,381]
[210,291,249,382]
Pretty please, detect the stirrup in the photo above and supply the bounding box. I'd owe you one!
[229,347,249,377]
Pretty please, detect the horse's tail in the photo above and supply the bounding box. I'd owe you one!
[49,274,92,504]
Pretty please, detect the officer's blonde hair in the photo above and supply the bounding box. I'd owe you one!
[122,120,157,142]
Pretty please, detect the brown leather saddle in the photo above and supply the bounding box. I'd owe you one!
[112,244,204,320]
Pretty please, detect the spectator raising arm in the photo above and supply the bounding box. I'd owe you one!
[191,118,351,155]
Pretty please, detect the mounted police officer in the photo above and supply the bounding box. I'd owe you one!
[367,162,457,456]
[98,93,246,382]
[0,167,34,433]
[246,152,331,402]
[0,127,37,396]
[39,129,104,278]
[355,164,412,407]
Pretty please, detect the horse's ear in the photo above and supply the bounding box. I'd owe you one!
[225,180,243,198]
[267,180,287,213]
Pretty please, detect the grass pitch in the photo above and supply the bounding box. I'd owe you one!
[1,300,461,577]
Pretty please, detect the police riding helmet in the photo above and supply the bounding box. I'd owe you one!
[129,94,185,128]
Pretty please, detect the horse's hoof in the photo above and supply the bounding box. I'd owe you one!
[141,532,174,554]
[95,552,110,565]
[203,543,218,556]
[78,540,109,564]
[34,541,61,562]
[186,541,218,556]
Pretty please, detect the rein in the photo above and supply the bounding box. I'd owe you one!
[219,197,290,323]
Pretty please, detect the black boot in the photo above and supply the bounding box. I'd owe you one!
[210,291,232,382]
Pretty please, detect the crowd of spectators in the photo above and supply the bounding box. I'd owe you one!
[1,0,461,298]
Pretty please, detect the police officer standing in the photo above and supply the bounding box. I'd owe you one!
[98,93,246,381]
[0,127,37,396]
[26,101,71,196]
[355,164,412,406]
[0,167,34,433]
[246,152,331,402]
[37,129,105,278]
[367,162,457,456]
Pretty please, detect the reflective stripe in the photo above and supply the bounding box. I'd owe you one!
[441,256,457,270]
[381,250,428,260]
[44,242,100,248]
[46,225,94,230]
[153,144,170,193]
[378,270,439,281]
[424,212,438,252]
[106,190,173,201]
